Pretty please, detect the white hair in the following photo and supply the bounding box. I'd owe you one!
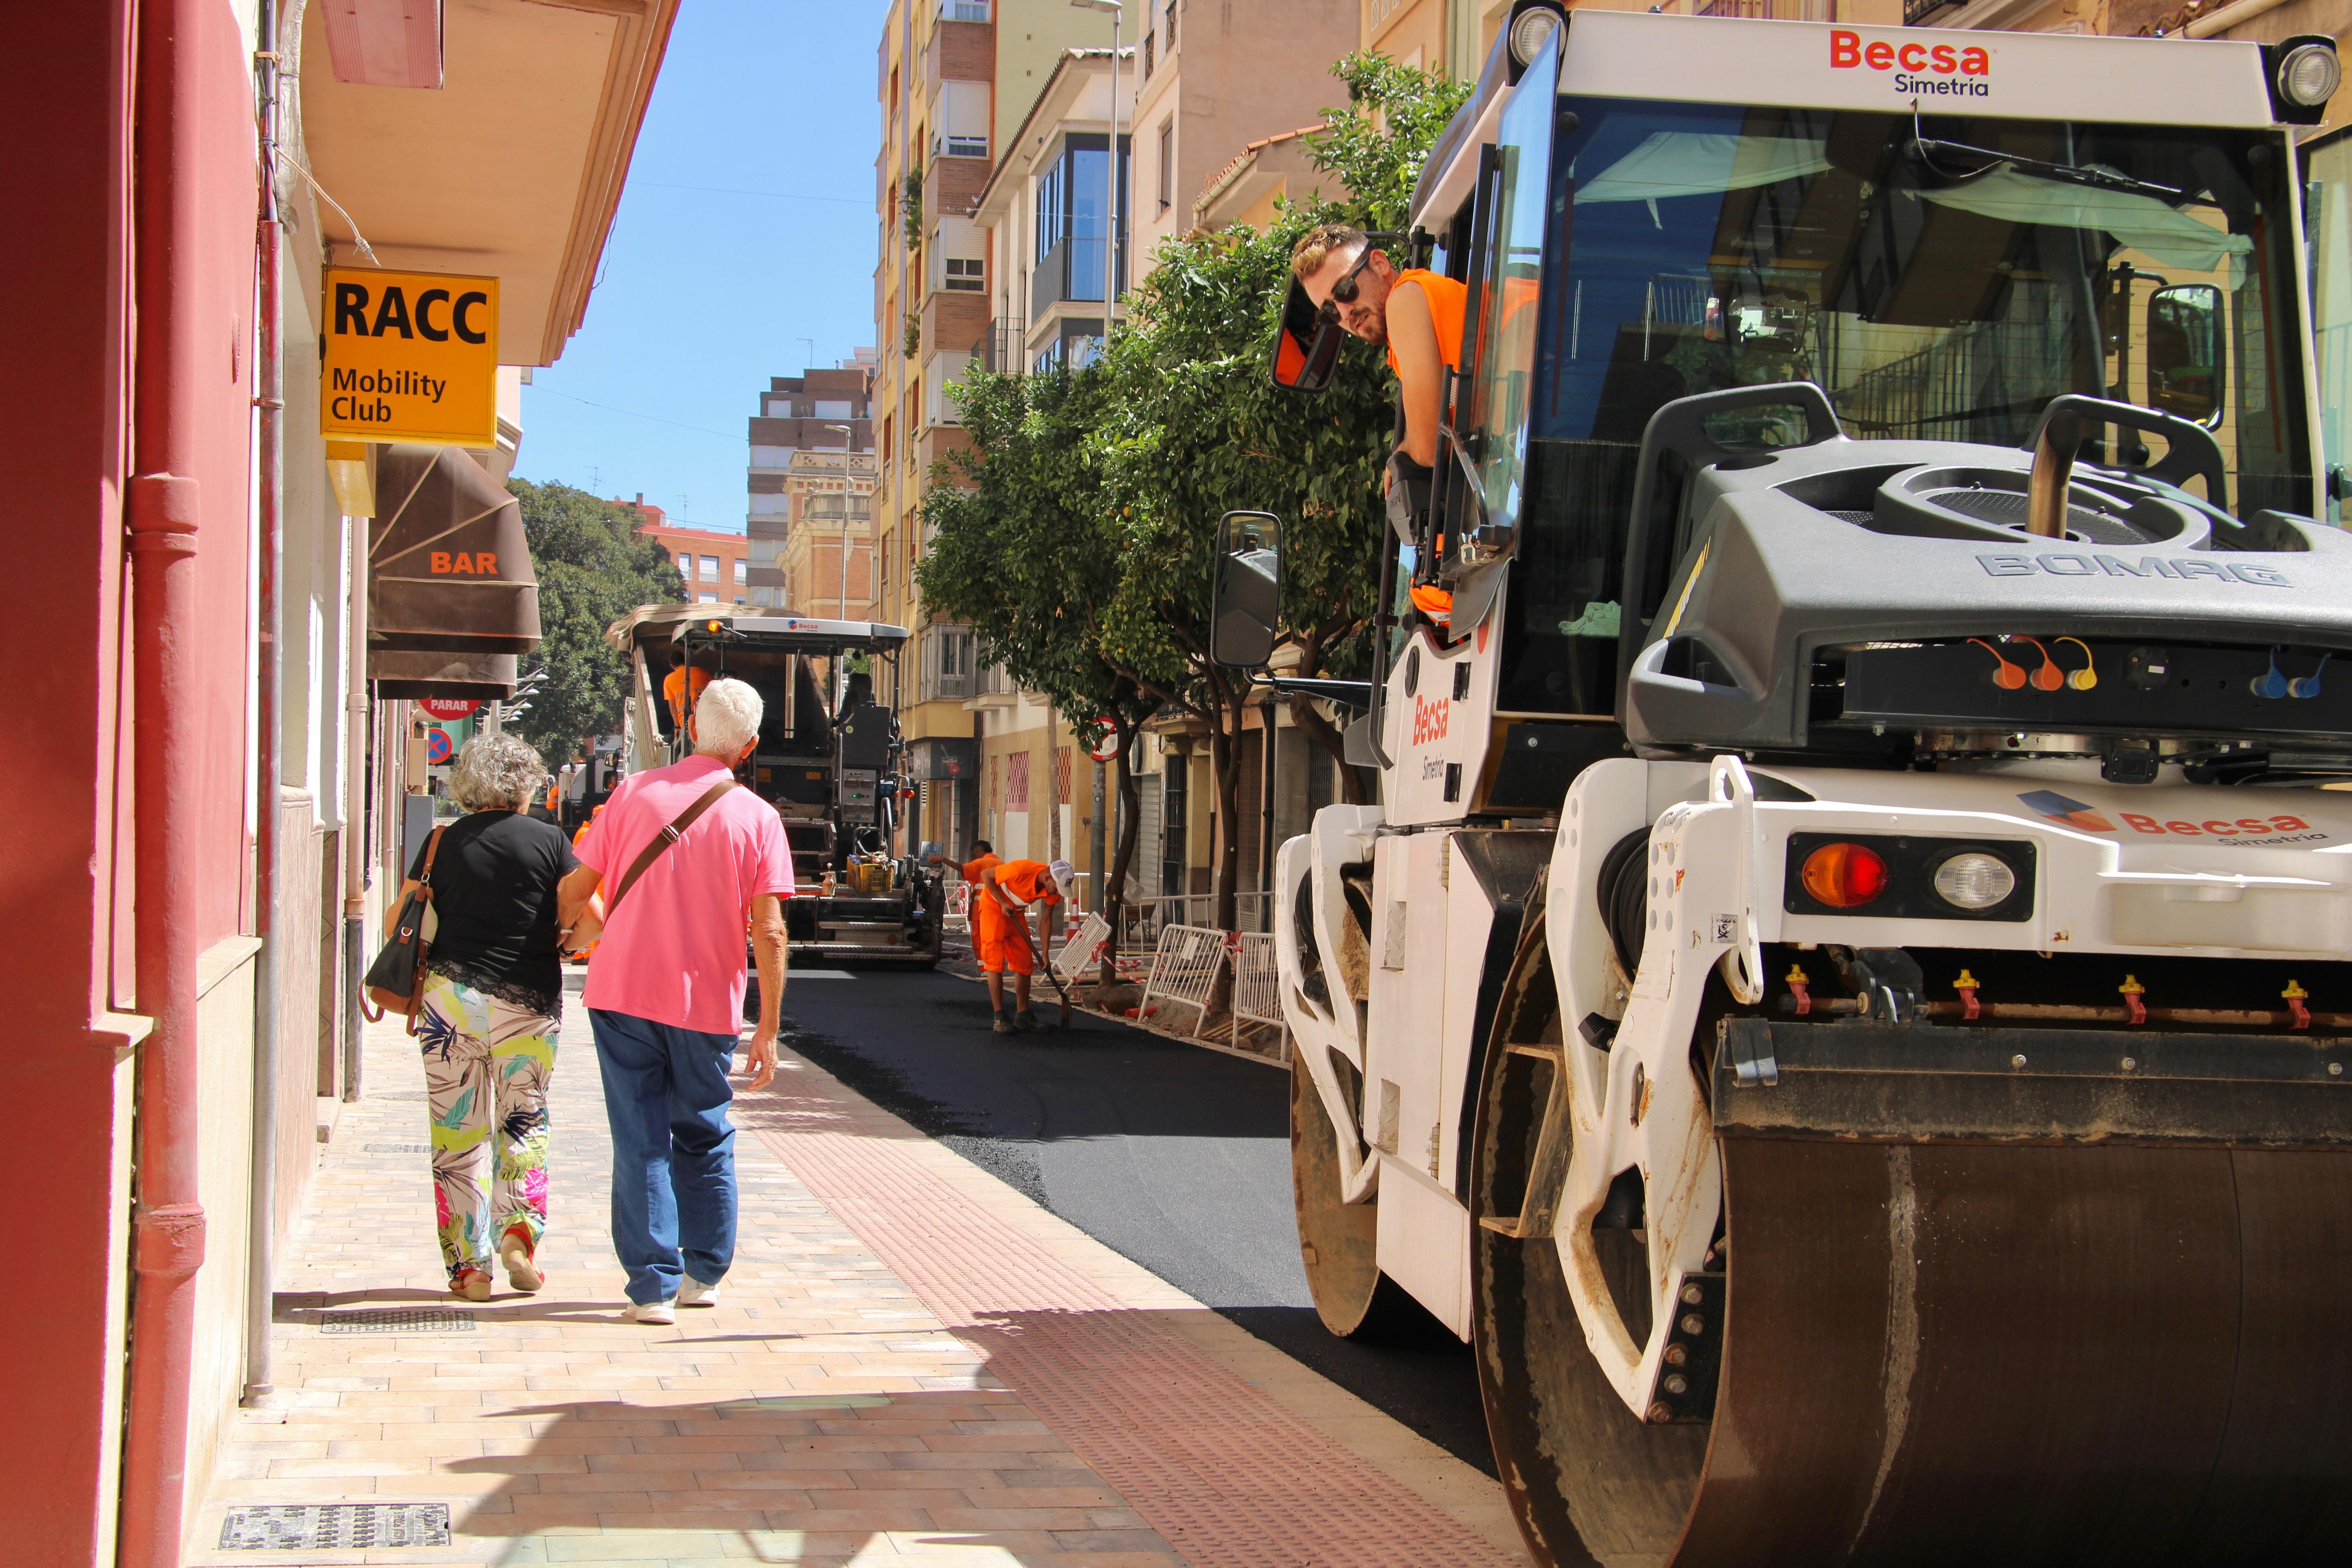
[450,731,548,812]
[693,676,765,758]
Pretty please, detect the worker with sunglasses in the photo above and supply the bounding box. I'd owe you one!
[1290,224,1465,625]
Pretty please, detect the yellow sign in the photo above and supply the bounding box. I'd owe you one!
[320,267,500,447]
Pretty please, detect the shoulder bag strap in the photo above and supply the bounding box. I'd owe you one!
[606,780,735,915]
[417,823,448,891]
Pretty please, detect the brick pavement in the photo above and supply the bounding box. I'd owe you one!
[187,984,1524,1568]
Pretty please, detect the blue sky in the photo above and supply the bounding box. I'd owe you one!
[513,0,891,532]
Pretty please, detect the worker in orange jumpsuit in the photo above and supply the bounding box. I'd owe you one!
[663,661,713,742]
[1292,223,1466,626]
[977,857,1074,1033]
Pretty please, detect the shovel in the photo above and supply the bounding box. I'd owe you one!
[1008,910,1074,1030]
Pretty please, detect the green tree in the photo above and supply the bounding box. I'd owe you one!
[917,367,1162,979]
[1093,211,1396,929]
[1302,52,1475,230]
[509,479,684,766]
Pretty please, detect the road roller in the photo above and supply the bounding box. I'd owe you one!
[1225,6,2352,1562]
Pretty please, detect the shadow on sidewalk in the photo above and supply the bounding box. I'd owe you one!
[436,1376,1162,1567]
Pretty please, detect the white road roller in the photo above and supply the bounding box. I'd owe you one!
[1220,7,2352,1562]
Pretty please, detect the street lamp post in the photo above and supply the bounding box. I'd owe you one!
[825,422,855,622]
[1070,0,1121,336]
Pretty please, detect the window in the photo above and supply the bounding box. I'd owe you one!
[698,592,718,604]
[945,134,988,158]
[1164,0,1176,49]
[1158,120,1173,213]
[677,551,692,573]
[814,399,854,417]
[749,493,789,517]
[945,257,984,291]
[941,0,989,17]
[1006,751,1030,811]
[749,444,791,468]
[1143,31,1154,80]
[766,399,795,417]
[700,556,719,583]
[734,558,748,585]
[1032,134,1130,304]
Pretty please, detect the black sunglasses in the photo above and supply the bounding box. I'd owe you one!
[1317,248,1380,322]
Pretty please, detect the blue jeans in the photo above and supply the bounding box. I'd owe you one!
[588,1008,739,1304]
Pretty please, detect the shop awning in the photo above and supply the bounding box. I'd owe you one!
[368,650,517,702]
[369,445,539,654]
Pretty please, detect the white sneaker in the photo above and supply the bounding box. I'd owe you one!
[678,1277,721,1308]
[622,1297,676,1325]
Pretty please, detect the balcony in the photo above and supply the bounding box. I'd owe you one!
[1030,237,1125,318]
[971,317,1026,373]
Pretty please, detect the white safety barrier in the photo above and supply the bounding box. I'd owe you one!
[944,880,971,934]
[1054,912,1111,982]
[1229,931,1287,1056]
[1138,924,1228,1036]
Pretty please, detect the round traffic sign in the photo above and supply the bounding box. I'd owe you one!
[425,728,453,764]
[1089,720,1122,763]
[416,697,481,720]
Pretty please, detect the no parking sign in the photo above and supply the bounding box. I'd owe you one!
[425,728,453,765]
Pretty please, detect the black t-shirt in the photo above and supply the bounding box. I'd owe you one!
[407,810,580,1006]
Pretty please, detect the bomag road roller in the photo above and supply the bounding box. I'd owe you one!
[1219,6,2352,1563]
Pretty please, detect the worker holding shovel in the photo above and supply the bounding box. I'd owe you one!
[977,857,1075,1033]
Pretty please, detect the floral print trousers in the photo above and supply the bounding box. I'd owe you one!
[416,972,558,1279]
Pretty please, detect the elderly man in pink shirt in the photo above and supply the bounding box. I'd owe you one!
[556,677,792,1323]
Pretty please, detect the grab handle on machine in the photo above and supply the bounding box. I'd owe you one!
[2025,394,2229,534]
[1709,754,1767,1007]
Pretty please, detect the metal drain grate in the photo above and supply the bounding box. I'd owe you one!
[220,1502,450,1550]
[305,1308,477,1334]
[363,1142,434,1154]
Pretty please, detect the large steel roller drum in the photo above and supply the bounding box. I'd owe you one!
[1465,928,2352,1567]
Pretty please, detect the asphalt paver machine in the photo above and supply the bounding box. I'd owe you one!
[607,604,943,967]
[1227,7,2352,1562]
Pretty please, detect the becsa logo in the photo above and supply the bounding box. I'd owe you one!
[1831,28,1991,96]
[1411,695,1449,747]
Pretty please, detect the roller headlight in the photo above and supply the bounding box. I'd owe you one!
[1509,6,1560,67]
[2280,42,2341,108]
[1932,851,2017,912]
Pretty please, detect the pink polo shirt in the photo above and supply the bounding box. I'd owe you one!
[576,755,793,1034]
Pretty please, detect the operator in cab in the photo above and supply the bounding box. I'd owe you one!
[1291,223,1464,626]
[976,857,1074,1035]
[663,659,714,742]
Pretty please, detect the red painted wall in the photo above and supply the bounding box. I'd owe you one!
[0,2,257,1558]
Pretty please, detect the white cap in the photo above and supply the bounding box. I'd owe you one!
[1048,859,1077,900]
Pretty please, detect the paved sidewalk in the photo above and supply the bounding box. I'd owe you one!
[189,987,1524,1568]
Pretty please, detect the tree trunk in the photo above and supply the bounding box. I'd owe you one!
[1099,721,1142,988]
[1210,687,1244,933]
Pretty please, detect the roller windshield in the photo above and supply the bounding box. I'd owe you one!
[1503,96,2312,714]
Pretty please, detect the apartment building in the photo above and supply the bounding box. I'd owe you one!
[872,0,1112,864]
[620,496,751,604]
[745,364,876,612]
[1125,0,1355,259]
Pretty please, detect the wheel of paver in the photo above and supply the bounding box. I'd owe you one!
[1290,1053,1414,1336]
[1470,918,2352,1567]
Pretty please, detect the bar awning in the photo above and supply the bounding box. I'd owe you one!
[368,650,517,702]
[369,445,539,654]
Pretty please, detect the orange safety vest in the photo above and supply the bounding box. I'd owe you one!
[1385,269,1467,381]
[992,859,1063,908]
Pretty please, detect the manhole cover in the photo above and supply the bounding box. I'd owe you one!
[220,1502,449,1550]
[363,1143,434,1154]
[306,1308,477,1334]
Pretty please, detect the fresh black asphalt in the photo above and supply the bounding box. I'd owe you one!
[772,964,1496,1476]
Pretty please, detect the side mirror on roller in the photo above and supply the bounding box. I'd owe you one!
[1210,511,1283,669]
[1271,277,1343,394]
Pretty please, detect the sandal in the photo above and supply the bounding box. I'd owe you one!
[499,1227,543,1294]
[450,1267,493,1303]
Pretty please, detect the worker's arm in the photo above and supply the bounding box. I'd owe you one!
[556,863,604,953]
[743,892,787,1091]
[1387,279,1444,469]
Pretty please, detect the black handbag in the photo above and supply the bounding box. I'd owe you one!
[361,824,447,1033]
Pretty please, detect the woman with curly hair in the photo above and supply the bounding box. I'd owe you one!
[394,731,596,1301]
